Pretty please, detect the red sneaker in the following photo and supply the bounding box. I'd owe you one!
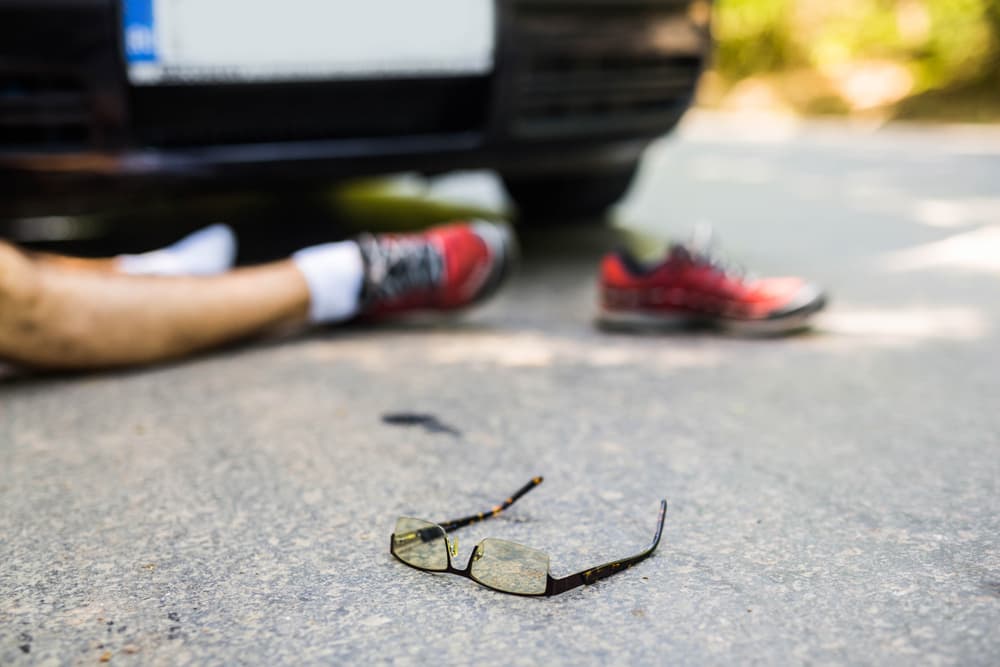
[358,220,515,317]
[598,243,827,335]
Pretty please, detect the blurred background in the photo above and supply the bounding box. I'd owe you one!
[704,0,1000,121]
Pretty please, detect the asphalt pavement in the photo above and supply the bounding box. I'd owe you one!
[2,112,999,665]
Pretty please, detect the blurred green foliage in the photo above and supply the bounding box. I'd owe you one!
[711,0,1000,115]
[713,0,800,81]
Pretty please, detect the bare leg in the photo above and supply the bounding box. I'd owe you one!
[29,251,119,273]
[0,219,513,370]
[0,240,309,370]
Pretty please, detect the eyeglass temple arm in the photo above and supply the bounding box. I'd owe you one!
[548,500,667,596]
[436,476,544,534]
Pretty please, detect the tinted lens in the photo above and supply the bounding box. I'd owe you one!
[469,538,549,595]
[392,517,449,571]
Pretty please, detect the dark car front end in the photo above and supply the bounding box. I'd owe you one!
[0,0,710,219]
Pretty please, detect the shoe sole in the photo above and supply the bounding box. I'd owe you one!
[470,220,517,304]
[597,294,828,337]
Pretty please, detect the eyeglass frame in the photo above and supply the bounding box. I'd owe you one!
[389,476,668,597]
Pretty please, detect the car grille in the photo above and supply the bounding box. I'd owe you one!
[505,0,707,139]
[0,67,91,148]
[0,3,120,152]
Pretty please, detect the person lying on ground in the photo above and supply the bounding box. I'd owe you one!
[0,217,827,372]
[0,220,513,370]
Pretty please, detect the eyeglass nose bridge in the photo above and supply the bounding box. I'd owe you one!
[459,540,486,572]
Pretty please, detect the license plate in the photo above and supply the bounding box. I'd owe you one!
[122,0,495,85]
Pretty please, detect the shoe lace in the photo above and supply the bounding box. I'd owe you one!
[681,223,754,282]
[360,234,444,303]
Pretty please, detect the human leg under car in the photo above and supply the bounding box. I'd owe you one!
[0,220,513,370]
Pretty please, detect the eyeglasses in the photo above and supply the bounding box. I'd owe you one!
[390,476,667,596]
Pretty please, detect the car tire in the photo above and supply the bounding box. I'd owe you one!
[502,162,640,223]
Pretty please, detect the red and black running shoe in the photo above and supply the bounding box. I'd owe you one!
[358,220,515,317]
[598,242,827,335]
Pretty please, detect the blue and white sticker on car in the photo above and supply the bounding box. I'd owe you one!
[122,0,496,85]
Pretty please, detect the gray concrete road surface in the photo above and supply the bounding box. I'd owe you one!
[2,112,999,665]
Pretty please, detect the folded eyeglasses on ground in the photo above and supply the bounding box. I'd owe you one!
[390,477,667,597]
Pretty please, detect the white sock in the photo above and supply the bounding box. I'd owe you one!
[291,241,364,323]
[116,223,237,276]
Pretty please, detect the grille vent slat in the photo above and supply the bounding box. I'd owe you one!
[0,2,113,152]
[507,0,706,139]
[0,68,91,147]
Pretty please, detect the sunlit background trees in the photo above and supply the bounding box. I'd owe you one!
[706,0,1000,120]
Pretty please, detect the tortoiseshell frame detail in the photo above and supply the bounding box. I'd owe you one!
[390,477,668,597]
